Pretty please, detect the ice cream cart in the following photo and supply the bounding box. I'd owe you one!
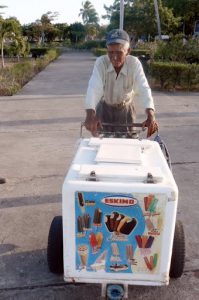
[47,127,185,299]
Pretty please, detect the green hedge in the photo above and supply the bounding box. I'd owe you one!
[150,61,199,90]
[0,49,59,95]
[30,47,49,58]
[131,49,150,57]
[74,40,106,50]
[92,48,106,56]
[93,48,150,57]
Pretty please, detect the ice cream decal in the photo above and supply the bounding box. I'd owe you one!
[75,191,165,274]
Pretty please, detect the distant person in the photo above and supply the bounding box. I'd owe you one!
[0,177,6,184]
[84,29,158,137]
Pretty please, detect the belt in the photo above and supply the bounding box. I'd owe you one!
[107,99,131,110]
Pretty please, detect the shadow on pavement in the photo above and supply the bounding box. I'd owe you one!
[0,194,61,209]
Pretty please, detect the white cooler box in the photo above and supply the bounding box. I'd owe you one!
[62,137,178,286]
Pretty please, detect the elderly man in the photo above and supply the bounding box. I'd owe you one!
[84,29,158,137]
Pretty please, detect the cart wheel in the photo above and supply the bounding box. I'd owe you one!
[47,215,63,274]
[106,284,124,300]
[170,220,185,278]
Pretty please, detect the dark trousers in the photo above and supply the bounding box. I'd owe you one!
[96,101,136,133]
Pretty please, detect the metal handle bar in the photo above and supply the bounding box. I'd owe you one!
[80,122,146,137]
[100,122,145,128]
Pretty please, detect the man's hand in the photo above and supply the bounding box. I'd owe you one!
[142,108,158,138]
[85,109,101,136]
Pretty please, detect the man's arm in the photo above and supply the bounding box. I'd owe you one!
[133,58,158,137]
[84,57,105,136]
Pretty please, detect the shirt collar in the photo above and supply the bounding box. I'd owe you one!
[107,58,128,76]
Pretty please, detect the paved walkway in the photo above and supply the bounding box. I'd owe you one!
[0,51,199,299]
[18,51,95,96]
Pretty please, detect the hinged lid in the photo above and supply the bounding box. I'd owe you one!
[95,144,142,164]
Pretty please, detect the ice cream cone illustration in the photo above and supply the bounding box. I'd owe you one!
[78,245,88,269]
[91,250,108,271]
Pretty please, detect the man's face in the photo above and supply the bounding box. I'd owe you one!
[107,43,130,69]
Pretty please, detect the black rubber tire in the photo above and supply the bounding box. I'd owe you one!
[170,220,185,278]
[106,284,124,300]
[47,215,63,274]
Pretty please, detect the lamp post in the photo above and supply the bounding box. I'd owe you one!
[154,0,161,39]
[120,0,124,30]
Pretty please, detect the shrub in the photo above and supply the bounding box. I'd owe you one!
[0,68,20,95]
[11,61,34,86]
[131,49,150,57]
[0,48,60,95]
[150,61,199,90]
[30,48,48,58]
[75,40,106,50]
[154,39,199,64]
[92,48,107,56]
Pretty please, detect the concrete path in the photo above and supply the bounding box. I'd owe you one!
[0,50,199,299]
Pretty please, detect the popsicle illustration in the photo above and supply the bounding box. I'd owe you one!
[77,216,84,233]
[89,232,98,253]
[93,208,102,226]
[83,213,91,230]
[96,232,103,248]
[110,243,121,262]
[126,244,137,265]
[145,218,155,232]
[78,192,85,213]
[135,235,154,255]
[144,253,158,271]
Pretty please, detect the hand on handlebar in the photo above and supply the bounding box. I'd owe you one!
[85,109,102,137]
[142,109,158,138]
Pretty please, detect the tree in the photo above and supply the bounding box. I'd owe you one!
[9,36,30,61]
[68,22,86,44]
[103,0,120,30]
[79,1,99,25]
[22,22,42,44]
[54,23,70,41]
[35,11,59,44]
[103,0,180,39]
[162,0,199,35]
[85,24,99,40]
[0,17,22,68]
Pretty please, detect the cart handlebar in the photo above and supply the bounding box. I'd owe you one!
[99,122,144,128]
[80,122,147,138]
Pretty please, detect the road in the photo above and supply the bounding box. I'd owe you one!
[0,50,199,299]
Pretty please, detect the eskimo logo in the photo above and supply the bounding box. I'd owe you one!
[102,196,137,207]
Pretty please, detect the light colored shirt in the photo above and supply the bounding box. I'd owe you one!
[85,54,155,111]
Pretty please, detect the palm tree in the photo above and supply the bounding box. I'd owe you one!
[79,1,99,25]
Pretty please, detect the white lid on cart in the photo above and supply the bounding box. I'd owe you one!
[95,143,142,164]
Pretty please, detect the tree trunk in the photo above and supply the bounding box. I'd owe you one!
[1,39,5,68]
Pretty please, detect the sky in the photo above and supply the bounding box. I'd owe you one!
[2,0,114,25]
